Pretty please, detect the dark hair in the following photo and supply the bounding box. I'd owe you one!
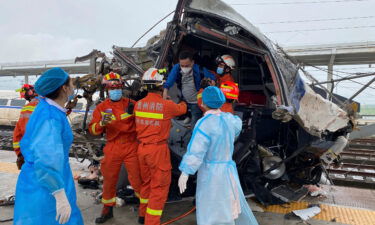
[145,84,163,93]
[200,78,212,89]
[45,77,70,100]
[179,51,193,61]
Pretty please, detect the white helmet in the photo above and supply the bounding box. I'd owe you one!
[216,54,236,70]
[142,68,164,85]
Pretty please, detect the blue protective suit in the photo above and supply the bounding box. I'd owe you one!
[179,112,259,225]
[14,98,83,225]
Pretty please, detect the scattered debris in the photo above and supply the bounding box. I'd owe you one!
[115,197,125,208]
[271,185,309,203]
[292,205,321,221]
[0,195,14,206]
[248,198,264,213]
[304,185,327,197]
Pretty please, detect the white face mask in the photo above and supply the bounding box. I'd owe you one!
[181,67,192,74]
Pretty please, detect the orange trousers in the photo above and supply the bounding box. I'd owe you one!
[138,142,172,225]
[101,141,142,207]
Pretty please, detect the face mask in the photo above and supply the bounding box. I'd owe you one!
[216,67,224,75]
[109,89,122,101]
[181,67,192,74]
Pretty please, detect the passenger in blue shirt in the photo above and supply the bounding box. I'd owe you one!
[163,51,216,127]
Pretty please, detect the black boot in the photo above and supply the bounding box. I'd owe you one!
[138,216,145,224]
[95,205,113,224]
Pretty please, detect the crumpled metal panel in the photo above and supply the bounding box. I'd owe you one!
[290,74,349,135]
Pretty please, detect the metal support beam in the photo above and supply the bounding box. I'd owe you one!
[24,75,29,84]
[347,76,375,102]
[327,49,336,99]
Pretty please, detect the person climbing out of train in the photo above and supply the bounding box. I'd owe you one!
[178,86,259,225]
[163,50,216,127]
[220,81,240,114]
[88,72,142,223]
[14,67,84,225]
[214,54,236,86]
[135,68,187,225]
[13,84,39,170]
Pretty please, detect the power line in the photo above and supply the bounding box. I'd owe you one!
[307,66,375,76]
[257,16,375,25]
[231,0,373,5]
[266,25,375,33]
[307,65,375,90]
[307,66,375,72]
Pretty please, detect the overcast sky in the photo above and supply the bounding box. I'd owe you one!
[1,0,375,104]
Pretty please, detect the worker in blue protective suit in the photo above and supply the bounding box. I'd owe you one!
[14,68,84,225]
[178,86,259,225]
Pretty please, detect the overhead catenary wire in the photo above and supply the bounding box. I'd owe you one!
[276,45,375,103]
[230,0,373,5]
[307,66,375,72]
[256,15,375,25]
[131,10,175,48]
[305,65,375,90]
[266,25,375,33]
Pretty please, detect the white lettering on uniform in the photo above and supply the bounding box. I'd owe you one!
[156,103,163,112]
[150,102,155,111]
[143,102,149,110]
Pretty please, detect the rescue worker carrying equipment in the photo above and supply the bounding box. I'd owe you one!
[88,72,142,224]
[135,68,187,225]
[178,86,259,225]
[215,54,235,86]
[220,81,239,114]
[13,84,39,170]
[14,68,84,225]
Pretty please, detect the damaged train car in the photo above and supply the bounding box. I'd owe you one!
[74,0,355,204]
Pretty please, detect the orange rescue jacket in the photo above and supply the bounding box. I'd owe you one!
[13,98,39,156]
[134,93,187,144]
[215,72,235,86]
[221,102,234,114]
[89,98,137,142]
[197,88,206,112]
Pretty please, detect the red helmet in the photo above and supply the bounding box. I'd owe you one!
[220,81,239,100]
[102,72,123,89]
[16,84,37,101]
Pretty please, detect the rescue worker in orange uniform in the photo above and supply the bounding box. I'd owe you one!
[135,68,187,225]
[220,81,240,114]
[215,54,236,86]
[89,72,142,224]
[13,84,39,170]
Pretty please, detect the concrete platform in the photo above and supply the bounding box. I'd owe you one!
[0,150,373,225]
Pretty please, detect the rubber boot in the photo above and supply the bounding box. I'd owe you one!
[138,216,145,224]
[95,205,113,224]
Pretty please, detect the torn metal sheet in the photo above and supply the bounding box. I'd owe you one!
[290,75,349,136]
[292,206,321,221]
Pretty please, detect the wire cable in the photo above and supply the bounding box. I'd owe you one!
[231,0,373,5]
[266,25,375,33]
[257,15,375,25]
[161,207,196,225]
[131,10,175,48]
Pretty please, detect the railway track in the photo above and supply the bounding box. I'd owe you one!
[0,127,104,161]
[327,138,375,188]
